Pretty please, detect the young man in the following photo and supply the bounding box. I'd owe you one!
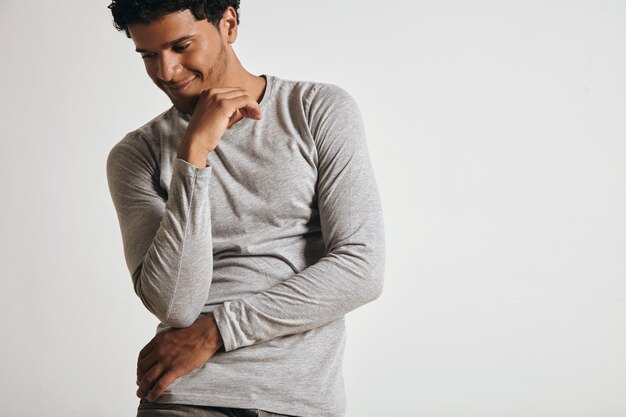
[106,1,385,416]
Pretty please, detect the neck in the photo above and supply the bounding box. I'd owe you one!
[222,53,266,103]
[218,53,267,128]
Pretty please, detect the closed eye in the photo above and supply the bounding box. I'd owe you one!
[173,43,191,53]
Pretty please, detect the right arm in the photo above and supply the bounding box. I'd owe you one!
[106,87,262,328]
[107,139,214,328]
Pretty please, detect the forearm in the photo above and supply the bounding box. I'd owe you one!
[212,158,386,352]
[212,238,385,351]
[110,88,258,329]
[177,135,211,169]
[108,135,215,328]
[133,158,213,328]
[136,134,213,326]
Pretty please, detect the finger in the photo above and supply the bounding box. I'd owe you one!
[137,351,159,388]
[239,107,250,118]
[198,87,263,120]
[201,86,246,95]
[221,95,262,119]
[227,109,241,128]
[137,363,166,399]
[138,338,156,362]
[212,88,250,100]
[239,105,262,120]
[199,87,249,103]
[144,370,180,402]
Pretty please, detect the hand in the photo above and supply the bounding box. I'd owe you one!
[182,87,262,154]
[136,312,224,402]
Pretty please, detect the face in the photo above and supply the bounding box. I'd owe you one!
[128,9,233,114]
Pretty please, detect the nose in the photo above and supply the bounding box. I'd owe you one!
[156,52,182,82]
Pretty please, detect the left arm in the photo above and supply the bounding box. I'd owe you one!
[212,85,386,351]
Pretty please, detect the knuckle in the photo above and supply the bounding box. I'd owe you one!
[153,380,168,392]
[163,370,177,383]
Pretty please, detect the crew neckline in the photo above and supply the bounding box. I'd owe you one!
[176,74,274,128]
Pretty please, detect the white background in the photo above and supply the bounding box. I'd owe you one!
[1,1,625,416]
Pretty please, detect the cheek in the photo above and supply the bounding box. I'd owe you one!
[187,51,212,73]
[184,57,202,73]
[143,61,157,77]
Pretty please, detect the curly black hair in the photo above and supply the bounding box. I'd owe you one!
[108,0,240,37]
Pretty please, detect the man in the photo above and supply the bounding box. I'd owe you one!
[106,1,385,416]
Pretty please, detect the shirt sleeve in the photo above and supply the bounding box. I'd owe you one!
[106,133,214,328]
[212,85,386,351]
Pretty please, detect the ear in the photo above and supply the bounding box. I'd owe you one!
[221,6,239,44]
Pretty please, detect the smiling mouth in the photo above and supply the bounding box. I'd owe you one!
[165,77,196,93]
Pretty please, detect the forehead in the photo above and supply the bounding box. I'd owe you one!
[128,9,216,49]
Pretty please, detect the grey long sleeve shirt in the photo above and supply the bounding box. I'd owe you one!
[106,74,385,417]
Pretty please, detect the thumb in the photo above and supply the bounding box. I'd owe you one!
[227,109,240,128]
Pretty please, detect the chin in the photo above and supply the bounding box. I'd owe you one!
[170,95,198,115]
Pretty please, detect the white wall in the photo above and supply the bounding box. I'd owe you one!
[1,1,625,416]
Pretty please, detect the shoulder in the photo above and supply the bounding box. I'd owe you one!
[269,75,357,112]
[106,107,181,172]
[267,75,362,140]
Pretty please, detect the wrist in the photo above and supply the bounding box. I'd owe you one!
[177,140,210,168]
[202,312,224,351]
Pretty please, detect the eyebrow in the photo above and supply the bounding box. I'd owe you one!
[135,35,195,53]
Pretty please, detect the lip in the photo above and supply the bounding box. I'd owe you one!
[166,77,196,93]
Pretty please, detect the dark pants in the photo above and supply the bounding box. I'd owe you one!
[137,400,299,417]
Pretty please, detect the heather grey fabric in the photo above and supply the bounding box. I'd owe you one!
[107,74,385,417]
[137,400,297,417]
